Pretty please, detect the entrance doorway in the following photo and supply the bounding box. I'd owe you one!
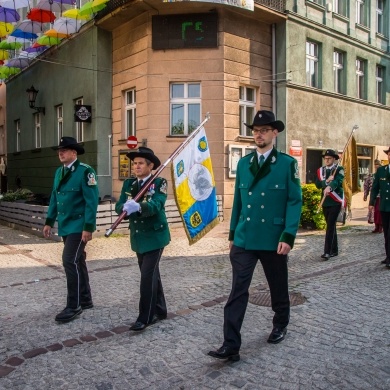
[306,149,323,183]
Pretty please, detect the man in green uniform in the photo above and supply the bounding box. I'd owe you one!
[115,147,170,331]
[315,149,345,260]
[369,147,390,268]
[43,137,99,322]
[208,110,302,361]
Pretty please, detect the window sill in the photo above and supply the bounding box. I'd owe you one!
[237,135,255,142]
[166,135,188,139]
[332,12,349,22]
[375,32,389,41]
[305,1,325,12]
[355,23,370,33]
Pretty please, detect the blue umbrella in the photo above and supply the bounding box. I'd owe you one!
[10,29,38,39]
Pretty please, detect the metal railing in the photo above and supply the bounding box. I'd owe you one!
[96,0,286,20]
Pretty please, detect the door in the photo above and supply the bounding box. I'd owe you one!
[306,149,323,184]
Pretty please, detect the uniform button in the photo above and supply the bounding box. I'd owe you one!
[136,230,138,233]
[141,221,144,223]
[262,219,265,222]
[275,185,279,188]
[261,192,265,196]
[247,205,251,208]
[134,221,137,223]
[261,205,264,208]
[249,192,252,195]
[161,225,163,227]
[247,217,250,221]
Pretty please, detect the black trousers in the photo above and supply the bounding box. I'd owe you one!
[322,204,341,255]
[223,245,290,350]
[136,248,167,324]
[380,211,390,259]
[62,233,92,309]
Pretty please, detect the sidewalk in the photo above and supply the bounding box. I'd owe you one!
[0,201,389,389]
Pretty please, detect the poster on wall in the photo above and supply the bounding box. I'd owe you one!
[162,0,254,11]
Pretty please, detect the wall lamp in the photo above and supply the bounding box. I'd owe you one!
[26,85,45,115]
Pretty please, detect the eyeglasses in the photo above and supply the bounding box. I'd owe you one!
[252,128,274,135]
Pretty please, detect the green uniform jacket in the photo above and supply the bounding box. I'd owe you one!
[315,165,345,207]
[369,165,390,211]
[229,148,302,250]
[45,160,99,236]
[115,177,170,254]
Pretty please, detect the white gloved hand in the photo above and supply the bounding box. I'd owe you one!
[123,199,141,216]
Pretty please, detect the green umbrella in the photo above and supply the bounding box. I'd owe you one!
[36,35,62,46]
[0,41,23,50]
[79,1,106,16]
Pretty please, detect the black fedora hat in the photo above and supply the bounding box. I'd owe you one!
[323,149,339,160]
[244,110,285,132]
[383,147,390,154]
[51,136,85,155]
[126,147,161,170]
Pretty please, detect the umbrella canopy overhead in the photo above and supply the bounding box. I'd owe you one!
[79,0,106,16]
[27,8,56,23]
[0,6,20,23]
[36,35,62,46]
[43,28,69,38]
[0,21,13,35]
[6,56,31,68]
[53,17,81,35]
[0,40,22,49]
[0,49,9,60]
[10,29,38,39]
[62,8,91,20]
[25,45,47,53]
[0,0,30,9]
[17,20,44,34]
[36,0,70,12]
[0,65,20,76]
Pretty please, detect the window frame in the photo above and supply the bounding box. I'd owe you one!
[170,82,201,136]
[333,0,347,15]
[333,50,345,94]
[306,41,319,88]
[239,86,256,137]
[125,89,136,138]
[57,105,63,142]
[376,0,384,34]
[376,65,384,104]
[356,0,366,25]
[355,58,366,99]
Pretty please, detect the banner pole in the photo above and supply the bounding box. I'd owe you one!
[105,113,211,237]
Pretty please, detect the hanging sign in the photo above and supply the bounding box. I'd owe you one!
[127,136,138,149]
[74,105,92,123]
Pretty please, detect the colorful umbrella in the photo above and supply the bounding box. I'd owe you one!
[0,0,30,9]
[0,49,9,60]
[0,21,14,35]
[16,20,44,34]
[27,8,56,23]
[36,35,62,46]
[62,8,91,20]
[52,0,75,5]
[0,65,20,77]
[6,56,31,68]
[25,45,47,53]
[10,29,38,39]
[53,17,81,35]
[0,40,22,49]
[43,28,69,38]
[7,34,26,43]
[0,6,20,23]
[92,0,110,7]
[79,1,106,16]
[36,0,70,13]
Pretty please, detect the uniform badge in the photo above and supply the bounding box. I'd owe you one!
[146,184,155,196]
[87,172,97,186]
[160,181,167,194]
[294,162,300,179]
[271,156,276,163]
[339,169,345,177]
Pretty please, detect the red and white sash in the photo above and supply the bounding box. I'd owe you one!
[317,166,346,207]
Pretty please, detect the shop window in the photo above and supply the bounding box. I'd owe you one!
[357,145,373,188]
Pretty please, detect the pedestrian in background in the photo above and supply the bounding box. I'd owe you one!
[363,159,382,233]
[115,147,170,331]
[208,110,302,362]
[369,148,390,268]
[315,149,345,261]
[43,137,99,323]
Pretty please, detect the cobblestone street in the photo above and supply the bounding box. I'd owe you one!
[1,208,390,390]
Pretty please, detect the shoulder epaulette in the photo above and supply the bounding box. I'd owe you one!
[80,162,92,169]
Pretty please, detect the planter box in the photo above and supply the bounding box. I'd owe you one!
[0,196,223,240]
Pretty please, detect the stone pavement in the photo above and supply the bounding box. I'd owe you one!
[1,207,390,390]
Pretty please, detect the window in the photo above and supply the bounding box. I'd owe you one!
[310,0,324,4]
[376,66,384,104]
[376,0,384,34]
[333,51,345,94]
[57,105,63,141]
[75,98,84,142]
[15,120,20,152]
[170,83,201,135]
[125,89,136,137]
[306,41,319,88]
[356,0,366,25]
[356,59,365,99]
[34,113,41,148]
[239,86,256,136]
[333,0,347,16]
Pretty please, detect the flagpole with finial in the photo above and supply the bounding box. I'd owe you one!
[316,124,359,213]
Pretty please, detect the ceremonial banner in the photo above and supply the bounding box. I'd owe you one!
[171,126,219,244]
[342,134,359,212]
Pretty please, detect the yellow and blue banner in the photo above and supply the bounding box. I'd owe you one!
[171,126,219,245]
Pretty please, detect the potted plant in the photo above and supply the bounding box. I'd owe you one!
[300,184,326,230]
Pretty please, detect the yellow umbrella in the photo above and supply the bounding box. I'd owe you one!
[0,22,15,36]
[44,28,69,38]
[92,0,110,6]
[0,50,9,60]
[62,9,91,20]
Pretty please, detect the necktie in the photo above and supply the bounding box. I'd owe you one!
[259,155,265,168]
[138,179,143,190]
[61,167,69,179]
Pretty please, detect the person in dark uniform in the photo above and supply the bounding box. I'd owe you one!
[115,147,170,331]
[315,149,345,261]
[43,137,99,322]
[369,147,390,268]
[208,110,302,361]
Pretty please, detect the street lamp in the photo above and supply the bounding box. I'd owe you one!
[26,85,45,115]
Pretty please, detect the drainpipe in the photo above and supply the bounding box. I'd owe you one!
[97,134,112,177]
[272,23,277,148]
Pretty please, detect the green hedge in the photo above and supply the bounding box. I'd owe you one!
[300,184,326,230]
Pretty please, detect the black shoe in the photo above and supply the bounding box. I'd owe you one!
[267,327,287,344]
[150,314,167,324]
[129,321,147,331]
[381,258,389,264]
[321,254,330,260]
[208,346,240,361]
[81,301,94,310]
[330,253,338,258]
[55,306,82,323]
